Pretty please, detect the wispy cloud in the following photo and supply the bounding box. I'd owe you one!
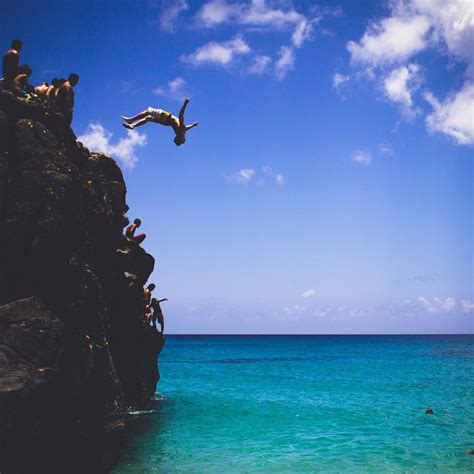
[417,296,457,314]
[159,0,189,33]
[231,168,255,184]
[230,165,284,186]
[153,76,190,101]
[78,123,147,170]
[302,289,316,299]
[181,36,251,67]
[275,46,295,80]
[332,72,350,92]
[344,0,474,145]
[383,63,421,117]
[424,83,474,145]
[247,54,271,75]
[352,150,373,165]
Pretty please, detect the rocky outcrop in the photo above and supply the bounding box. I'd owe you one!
[0,91,164,472]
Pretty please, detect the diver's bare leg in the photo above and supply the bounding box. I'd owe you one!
[122,116,152,130]
[121,110,149,123]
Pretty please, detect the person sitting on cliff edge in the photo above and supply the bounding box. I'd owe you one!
[125,218,146,244]
[121,98,199,146]
[151,297,167,333]
[55,73,79,125]
[2,40,22,88]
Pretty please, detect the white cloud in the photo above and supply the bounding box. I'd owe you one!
[197,0,306,31]
[352,150,373,165]
[332,72,350,90]
[159,0,189,33]
[247,54,271,75]
[181,36,251,67]
[275,173,284,185]
[275,46,295,79]
[345,0,474,144]
[154,76,189,101]
[424,82,474,145]
[384,63,421,116]
[417,296,458,313]
[461,299,474,312]
[231,168,255,183]
[302,289,315,299]
[379,144,394,155]
[292,18,313,47]
[78,123,147,170]
[347,14,430,66]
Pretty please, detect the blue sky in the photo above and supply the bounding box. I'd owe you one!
[4,0,473,333]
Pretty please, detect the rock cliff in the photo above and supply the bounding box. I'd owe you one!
[0,90,164,472]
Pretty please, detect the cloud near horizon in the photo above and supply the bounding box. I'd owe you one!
[78,123,147,170]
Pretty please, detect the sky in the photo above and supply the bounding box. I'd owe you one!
[3,0,473,334]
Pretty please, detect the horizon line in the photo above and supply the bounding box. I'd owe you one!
[164,333,474,336]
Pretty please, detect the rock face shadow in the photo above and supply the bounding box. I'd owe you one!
[0,90,164,472]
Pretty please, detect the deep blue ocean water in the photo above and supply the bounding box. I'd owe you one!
[115,335,474,473]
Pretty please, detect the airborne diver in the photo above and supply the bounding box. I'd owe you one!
[121,98,199,146]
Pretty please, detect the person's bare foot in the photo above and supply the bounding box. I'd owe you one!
[121,116,132,123]
[123,123,134,130]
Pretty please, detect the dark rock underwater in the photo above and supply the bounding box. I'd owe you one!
[0,90,163,472]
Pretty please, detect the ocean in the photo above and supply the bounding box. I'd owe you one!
[114,335,474,473]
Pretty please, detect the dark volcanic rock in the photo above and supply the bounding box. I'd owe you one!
[0,90,163,473]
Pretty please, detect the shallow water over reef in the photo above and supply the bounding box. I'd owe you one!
[115,335,474,473]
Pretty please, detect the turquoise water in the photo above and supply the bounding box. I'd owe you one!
[115,336,474,473]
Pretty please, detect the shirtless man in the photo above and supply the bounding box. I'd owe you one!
[121,98,199,146]
[55,73,79,125]
[2,40,22,88]
[143,283,156,308]
[151,297,168,333]
[34,81,49,102]
[45,78,60,112]
[12,65,33,95]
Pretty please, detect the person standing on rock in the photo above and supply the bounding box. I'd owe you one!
[45,78,60,112]
[2,40,22,88]
[55,73,79,125]
[121,97,199,146]
[151,297,167,333]
[125,218,146,244]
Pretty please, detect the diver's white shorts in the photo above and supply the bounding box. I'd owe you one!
[147,107,164,120]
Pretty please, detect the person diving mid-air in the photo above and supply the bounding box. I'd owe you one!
[121,98,199,146]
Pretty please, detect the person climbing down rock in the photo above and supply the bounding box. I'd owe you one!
[2,39,22,88]
[55,73,79,125]
[121,97,199,146]
[151,297,167,333]
[125,218,146,244]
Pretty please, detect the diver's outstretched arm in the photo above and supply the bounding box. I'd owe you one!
[185,121,199,131]
[179,98,190,127]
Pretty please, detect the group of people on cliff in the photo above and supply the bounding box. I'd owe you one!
[1,40,79,125]
[125,217,167,334]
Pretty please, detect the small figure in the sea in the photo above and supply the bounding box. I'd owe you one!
[425,407,434,415]
[46,78,60,113]
[125,218,146,244]
[2,39,22,88]
[143,283,156,307]
[121,98,199,146]
[55,73,79,125]
[466,449,474,455]
[151,297,167,333]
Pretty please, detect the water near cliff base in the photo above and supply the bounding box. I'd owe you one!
[115,335,473,473]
